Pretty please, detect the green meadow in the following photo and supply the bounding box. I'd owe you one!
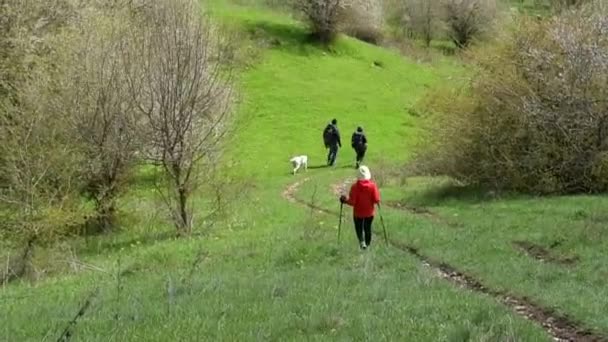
[2,1,606,341]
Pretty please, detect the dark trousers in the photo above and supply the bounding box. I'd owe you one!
[327,144,339,166]
[354,146,367,167]
[354,216,374,246]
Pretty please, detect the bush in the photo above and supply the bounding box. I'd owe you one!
[415,1,608,194]
[550,0,593,12]
[294,0,346,43]
[339,0,384,44]
[1,0,236,241]
[0,0,88,242]
[294,0,385,45]
[0,65,88,241]
[383,0,442,47]
[442,0,499,48]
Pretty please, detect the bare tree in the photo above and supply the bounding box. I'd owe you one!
[402,0,441,47]
[127,0,234,234]
[56,10,141,233]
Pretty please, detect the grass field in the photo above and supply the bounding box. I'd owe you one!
[1,1,607,341]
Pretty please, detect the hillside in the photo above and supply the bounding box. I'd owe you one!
[2,1,608,341]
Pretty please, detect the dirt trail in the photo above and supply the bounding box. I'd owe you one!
[330,177,356,197]
[282,177,310,204]
[282,177,339,216]
[280,177,608,342]
[513,241,579,266]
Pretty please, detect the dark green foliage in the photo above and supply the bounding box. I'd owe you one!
[415,2,608,194]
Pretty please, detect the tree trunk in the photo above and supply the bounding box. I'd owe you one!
[96,200,116,233]
[177,186,190,234]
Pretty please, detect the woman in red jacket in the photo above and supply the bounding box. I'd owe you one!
[340,165,381,250]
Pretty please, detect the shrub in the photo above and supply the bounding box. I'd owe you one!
[442,0,499,48]
[0,0,87,242]
[264,0,296,10]
[1,0,237,242]
[294,0,347,43]
[415,1,608,194]
[550,0,592,12]
[384,0,442,47]
[0,64,87,241]
[339,0,384,44]
[294,0,385,45]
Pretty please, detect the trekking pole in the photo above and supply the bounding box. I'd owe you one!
[337,202,344,243]
[377,203,388,246]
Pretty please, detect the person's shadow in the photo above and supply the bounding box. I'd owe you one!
[307,165,330,170]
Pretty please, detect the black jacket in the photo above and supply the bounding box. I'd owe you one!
[351,131,367,149]
[326,124,341,147]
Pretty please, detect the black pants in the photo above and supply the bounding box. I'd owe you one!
[327,144,339,166]
[354,216,374,246]
[354,146,366,167]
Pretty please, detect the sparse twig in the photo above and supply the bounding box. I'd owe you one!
[0,236,36,285]
[179,246,208,295]
[114,258,123,321]
[166,276,175,316]
[303,183,321,240]
[309,183,319,221]
[3,253,9,342]
[56,289,99,342]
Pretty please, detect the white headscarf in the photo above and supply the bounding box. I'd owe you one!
[357,165,371,180]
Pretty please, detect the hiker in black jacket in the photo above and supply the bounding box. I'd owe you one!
[351,126,367,168]
[323,119,342,166]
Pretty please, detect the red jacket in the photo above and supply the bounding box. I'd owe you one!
[345,179,380,218]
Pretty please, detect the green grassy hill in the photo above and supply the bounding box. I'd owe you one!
[2,1,607,341]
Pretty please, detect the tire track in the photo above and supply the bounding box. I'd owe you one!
[282,178,608,342]
[383,200,462,227]
[390,241,602,342]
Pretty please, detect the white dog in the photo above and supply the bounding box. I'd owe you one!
[289,155,308,175]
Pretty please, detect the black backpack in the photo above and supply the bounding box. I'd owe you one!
[323,124,335,147]
[352,132,364,148]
